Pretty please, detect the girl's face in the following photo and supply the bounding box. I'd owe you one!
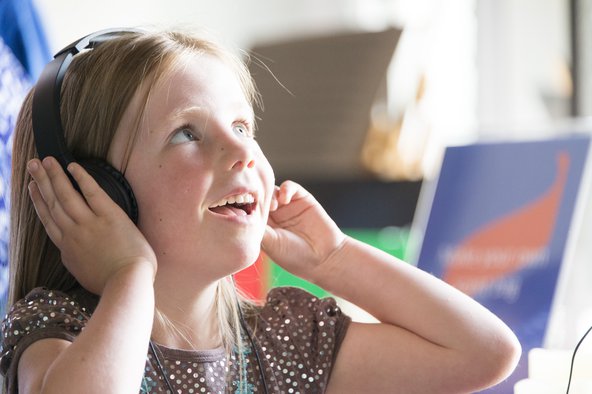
[109,53,275,281]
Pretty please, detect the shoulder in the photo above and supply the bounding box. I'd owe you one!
[0,287,92,377]
[261,286,349,322]
[252,287,351,391]
[259,286,351,346]
[259,286,351,342]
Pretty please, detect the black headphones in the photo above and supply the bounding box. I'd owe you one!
[32,28,140,223]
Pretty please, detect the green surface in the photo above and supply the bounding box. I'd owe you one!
[268,227,410,298]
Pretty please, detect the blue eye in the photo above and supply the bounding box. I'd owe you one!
[233,122,253,138]
[170,127,197,144]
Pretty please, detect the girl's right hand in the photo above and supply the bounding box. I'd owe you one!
[27,157,157,295]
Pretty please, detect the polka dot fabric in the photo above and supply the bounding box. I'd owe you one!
[0,287,350,393]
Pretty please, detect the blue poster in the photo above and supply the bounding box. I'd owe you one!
[414,136,591,393]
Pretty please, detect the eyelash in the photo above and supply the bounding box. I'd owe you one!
[170,119,255,145]
[170,124,199,144]
[234,119,255,138]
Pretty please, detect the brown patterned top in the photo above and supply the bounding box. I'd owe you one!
[1,286,350,394]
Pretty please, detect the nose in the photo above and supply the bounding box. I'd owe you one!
[219,132,255,171]
[231,153,255,170]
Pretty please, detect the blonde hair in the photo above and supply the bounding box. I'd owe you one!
[9,29,260,354]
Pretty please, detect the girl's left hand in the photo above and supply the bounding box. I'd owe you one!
[261,181,345,281]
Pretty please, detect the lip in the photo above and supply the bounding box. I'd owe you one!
[207,187,259,221]
[209,188,257,209]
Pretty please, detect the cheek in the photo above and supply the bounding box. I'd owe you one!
[131,168,208,255]
[127,158,205,220]
[258,156,276,210]
[256,147,275,186]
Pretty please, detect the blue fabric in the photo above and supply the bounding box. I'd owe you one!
[0,37,31,317]
[0,0,50,316]
[0,0,51,79]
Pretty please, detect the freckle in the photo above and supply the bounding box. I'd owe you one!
[158,165,162,168]
[159,218,163,222]
[220,147,224,151]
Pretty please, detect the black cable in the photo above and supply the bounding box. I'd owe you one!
[149,279,270,394]
[237,295,270,394]
[566,324,592,393]
[149,340,177,393]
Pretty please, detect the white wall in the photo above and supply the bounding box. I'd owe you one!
[34,0,584,178]
[477,0,572,137]
[34,0,366,52]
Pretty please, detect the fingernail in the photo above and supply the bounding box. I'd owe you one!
[27,161,38,172]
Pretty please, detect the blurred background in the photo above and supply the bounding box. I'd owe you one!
[21,0,586,239]
[2,0,592,392]
[10,0,585,202]
[31,0,588,176]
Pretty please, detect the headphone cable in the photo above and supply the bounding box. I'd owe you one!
[149,340,176,393]
[565,324,592,393]
[233,278,270,394]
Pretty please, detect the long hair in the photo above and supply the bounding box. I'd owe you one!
[9,29,261,352]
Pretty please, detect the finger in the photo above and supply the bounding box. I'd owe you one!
[28,180,63,245]
[261,225,280,255]
[262,224,276,242]
[266,213,278,228]
[269,186,280,212]
[67,162,122,217]
[277,181,294,205]
[41,157,94,223]
[277,181,303,205]
[28,158,76,228]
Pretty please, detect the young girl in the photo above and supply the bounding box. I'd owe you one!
[1,28,520,393]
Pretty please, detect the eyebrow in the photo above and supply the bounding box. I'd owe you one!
[169,106,209,121]
[148,106,210,139]
[170,104,254,121]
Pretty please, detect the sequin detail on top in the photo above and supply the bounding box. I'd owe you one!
[1,286,351,394]
[0,287,90,387]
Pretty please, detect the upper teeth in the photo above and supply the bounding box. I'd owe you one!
[210,193,255,208]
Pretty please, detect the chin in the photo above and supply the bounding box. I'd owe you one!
[238,246,263,269]
[221,238,263,268]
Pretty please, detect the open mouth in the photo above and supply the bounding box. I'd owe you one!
[209,193,256,216]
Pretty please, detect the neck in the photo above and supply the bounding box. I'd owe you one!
[152,273,224,351]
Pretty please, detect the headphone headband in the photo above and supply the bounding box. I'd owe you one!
[32,28,144,169]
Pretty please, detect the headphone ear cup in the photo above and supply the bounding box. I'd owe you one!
[78,158,139,224]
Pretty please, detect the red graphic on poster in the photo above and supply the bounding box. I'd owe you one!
[442,152,570,296]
